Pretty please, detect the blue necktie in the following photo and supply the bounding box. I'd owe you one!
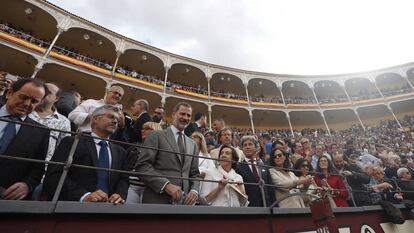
[96,140,110,194]
[0,116,19,154]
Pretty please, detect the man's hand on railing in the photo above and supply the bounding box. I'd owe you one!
[108,193,125,205]
[165,183,183,202]
[184,191,198,205]
[2,182,29,200]
[83,190,108,202]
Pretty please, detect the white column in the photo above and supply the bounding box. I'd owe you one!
[372,78,385,99]
[208,104,212,130]
[207,76,211,103]
[311,86,320,105]
[286,112,294,137]
[163,66,170,94]
[244,82,251,106]
[249,109,255,135]
[387,105,403,129]
[279,86,287,106]
[30,63,44,79]
[354,109,366,131]
[111,51,121,77]
[320,111,331,136]
[42,28,63,59]
[403,76,414,91]
[342,84,353,104]
[161,95,166,108]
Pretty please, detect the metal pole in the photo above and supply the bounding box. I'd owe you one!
[51,132,81,203]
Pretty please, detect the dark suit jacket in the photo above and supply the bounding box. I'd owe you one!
[184,122,198,137]
[342,163,371,206]
[235,160,275,207]
[131,112,151,143]
[136,127,200,204]
[0,116,49,195]
[44,136,129,201]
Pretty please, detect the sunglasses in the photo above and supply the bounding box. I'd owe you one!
[274,153,284,158]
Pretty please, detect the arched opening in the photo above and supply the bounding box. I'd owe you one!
[0,43,37,77]
[248,78,282,103]
[376,73,411,96]
[211,73,246,101]
[345,78,381,101]
[282,81,316,104]
[314,80,348,103]
[167,63,207,95]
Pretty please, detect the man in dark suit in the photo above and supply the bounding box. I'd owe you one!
[0,78,50,200]
[130,99,151,143]
[236,135,275,207]
[333,153,371,206]
[184,112,206,137]
[136,102,200,204]
[44,105,128,203]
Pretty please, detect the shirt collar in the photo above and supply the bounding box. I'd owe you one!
[91,132,109,145]
[170,125,183,136]
[0,105,27,121]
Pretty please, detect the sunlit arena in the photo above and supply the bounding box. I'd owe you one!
[1,1,414,233]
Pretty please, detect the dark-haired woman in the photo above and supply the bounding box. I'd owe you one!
[270,149,313,208]
[314,156,349,207]
[293,158,319,206]
[200,145,247,207]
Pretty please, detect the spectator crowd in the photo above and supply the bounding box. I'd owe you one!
[1,69,414,209]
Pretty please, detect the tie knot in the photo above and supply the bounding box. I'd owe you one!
[99,140,108,147]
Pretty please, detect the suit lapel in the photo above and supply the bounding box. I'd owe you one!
[85,137,98,167]
[164,128,182,164]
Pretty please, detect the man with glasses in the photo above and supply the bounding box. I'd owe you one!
[0,78,50,200]
[44,105,128,203]
[68,85,124,132]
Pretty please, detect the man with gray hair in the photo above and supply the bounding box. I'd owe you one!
[130,99,151,143]
[45,105,128,204]
[69,85,124,132]
[396,167,414,201]
[236,135,275,207]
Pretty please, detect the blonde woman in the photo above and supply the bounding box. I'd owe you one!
[126,121,161,204]
[191,132,215,178]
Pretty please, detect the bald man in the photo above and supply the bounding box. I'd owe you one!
[332,153,371,206]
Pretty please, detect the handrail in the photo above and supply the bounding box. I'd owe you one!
[1,117,413,210]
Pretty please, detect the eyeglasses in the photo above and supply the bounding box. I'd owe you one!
[302,164,309,168]
[274,153,284,158]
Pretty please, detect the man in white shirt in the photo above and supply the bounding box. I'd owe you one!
[29,83,71,162]
[68,85,124,132]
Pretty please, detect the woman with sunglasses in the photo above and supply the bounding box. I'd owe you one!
[314,155,349,207]
[270,149,313,208]
[293,158,319,206]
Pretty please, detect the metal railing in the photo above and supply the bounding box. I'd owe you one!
[1,117,413,211]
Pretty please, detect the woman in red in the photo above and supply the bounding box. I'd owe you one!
[314,155,349,207]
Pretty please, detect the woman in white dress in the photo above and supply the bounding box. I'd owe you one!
[270,149,313,208]
[200,145,247,207]
[190,132,215,178]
